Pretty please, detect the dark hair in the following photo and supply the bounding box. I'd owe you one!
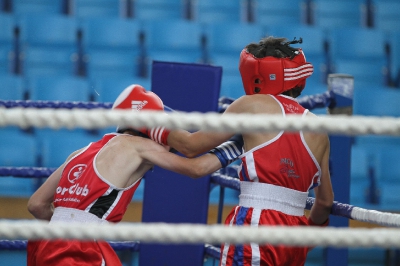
[245,36,304,98]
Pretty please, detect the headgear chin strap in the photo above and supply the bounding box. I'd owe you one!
[239,47,314,95]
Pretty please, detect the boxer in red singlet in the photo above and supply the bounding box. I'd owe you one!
[26,85,241,266]
[150,36,334,266]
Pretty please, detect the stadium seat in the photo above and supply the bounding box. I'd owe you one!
[11,0,65,15]
[0,74,25,100]
[0,46,13,74]
[0,14,16,74]
[131,0,186,20]
[80,17,143,79]
[143,19,205,76]
[192,0,244,23]
[70,0,123,18]
[204,21,264,76]
[372,1,400,32]
[18,14,79,77]
[333,60,387,86]
[350,145,373,206]
[94,76,151,103]
[40,130,100,168]
[375,149,400,211]
[353,85,400,117]
[204,22,264,55]
[388,31,400,87]
[219,75,242,100]
[0,13,15,47]
[28,75,91,102]
[309,0,368,29]
[0,131,37,167]
[84,49,141,79]
[328,27,388,86]
[0,130,38,197]
[254,0,303,25]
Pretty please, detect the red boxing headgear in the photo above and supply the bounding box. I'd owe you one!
[112,84,164,135]
[239,48,314,95]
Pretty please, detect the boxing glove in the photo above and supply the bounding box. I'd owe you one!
[148,126,170,146]
[209,134,244,168]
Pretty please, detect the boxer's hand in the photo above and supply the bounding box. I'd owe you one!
[209,134,243,167]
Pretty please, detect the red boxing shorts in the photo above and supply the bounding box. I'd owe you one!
[220,206,311,266]
[27,239,122,266]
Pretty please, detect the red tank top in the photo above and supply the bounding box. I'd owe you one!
[53,133,141,222]
[239,95,321,192]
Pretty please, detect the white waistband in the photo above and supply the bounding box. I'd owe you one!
[239,181,308,216]
[50,207,109,225]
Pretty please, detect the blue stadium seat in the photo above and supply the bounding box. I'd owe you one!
[84,50,141,79]
[254,0,303,25]
[353,85,400,117]
[388,31,400,87]
[0,130,38,197]
[204,21,264,54]
[219,75,242,99]
[328,27,388,86]
[0,13,15,47]
[143,19,204,76]
[0,130,37,167]
[11,0,65,15]
[0,74,25,100]
[0,14,16,74]
[333,60,387,86]
[0,46,14,74]
[310,0,368,29]
[40,130,100,168]
[132,0,186,20]
[192,0,244,23]
[70,0,123,18]
[375,149,400,211]
[373,2,400,32]
[80,17,143,79]
[209,53,240,78]
[94,76,151,103]
[18,14,79,77]
[349,145,372,206]
[28,75,91,101]
[204,22,264,75]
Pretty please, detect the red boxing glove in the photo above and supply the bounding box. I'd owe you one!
[148,126,170,146]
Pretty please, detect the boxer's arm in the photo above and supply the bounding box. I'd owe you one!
[27,165,62,221]
[309,135,334,225]
[139,139,223,178]
[166,95,250,157]
[167,129,234,158]
[27,149,83,221]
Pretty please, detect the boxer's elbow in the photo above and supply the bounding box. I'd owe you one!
[27,199,51,220]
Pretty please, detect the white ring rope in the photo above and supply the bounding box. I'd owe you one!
[351,207,400,227]
[0,220,400,248]
[0,108,400,135]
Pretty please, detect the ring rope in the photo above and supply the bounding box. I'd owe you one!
[1,108,400,135]
[2,166,400,228]
[0,220,399,248]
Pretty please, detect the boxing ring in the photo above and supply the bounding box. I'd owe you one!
[1,62,400,266]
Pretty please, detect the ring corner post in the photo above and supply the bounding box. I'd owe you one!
[325,74,354,266]
[139,61,223,266]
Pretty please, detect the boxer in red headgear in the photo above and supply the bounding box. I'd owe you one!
[164,36,334,266]
[27,84,239,266]
[112,84,165,137]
